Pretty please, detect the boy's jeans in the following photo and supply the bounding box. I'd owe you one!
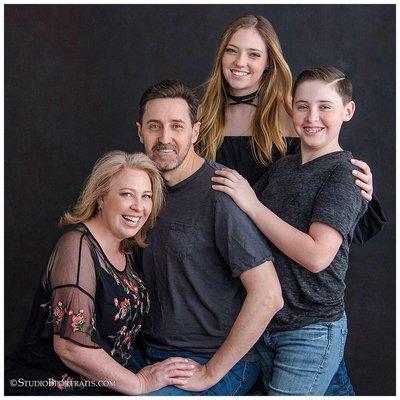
[326,359,355,395]
[256,314,348,396]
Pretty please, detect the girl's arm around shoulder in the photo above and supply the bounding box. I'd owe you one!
[350,158,387,243]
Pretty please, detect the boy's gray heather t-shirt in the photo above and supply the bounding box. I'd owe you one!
[254,151,367,331]
[141,159,273,360]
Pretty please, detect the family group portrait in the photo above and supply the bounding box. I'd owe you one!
[4,4,395,396]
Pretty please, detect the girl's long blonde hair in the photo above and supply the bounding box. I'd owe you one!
[60,151,165,251]
[196,15,292,165]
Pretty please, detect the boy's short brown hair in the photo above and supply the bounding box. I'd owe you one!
[293,66,353,105]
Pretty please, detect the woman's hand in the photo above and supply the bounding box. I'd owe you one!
[211,168,259,216]
[136,357,196,394]
[351,159,373,201]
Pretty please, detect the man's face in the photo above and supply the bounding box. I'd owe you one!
[137,98,200,172]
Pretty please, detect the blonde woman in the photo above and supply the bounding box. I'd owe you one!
[5,151,194,395]
[197,15,386,395]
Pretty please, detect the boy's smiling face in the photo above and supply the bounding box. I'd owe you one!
[293,80,355,155]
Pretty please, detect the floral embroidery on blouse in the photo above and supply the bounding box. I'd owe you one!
[122,278,139,294]
[41,301,96,336]
[70,309,96,335]
[53,301,65,325]
[109,288,147,366]
[110,271,150,315]
[110,270,146,297]
[113,298,132,321]
[109,324,138,366]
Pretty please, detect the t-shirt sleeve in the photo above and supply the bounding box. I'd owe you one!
[45,231,101,348]
[214,192,274,277]
[310,162,368,239]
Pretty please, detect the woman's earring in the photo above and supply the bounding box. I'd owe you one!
[263,67,269,78]
[97,203,102,213]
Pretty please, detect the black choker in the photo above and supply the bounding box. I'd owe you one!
[228,90,258,107]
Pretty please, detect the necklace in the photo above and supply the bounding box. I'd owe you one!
[228,90,258,107]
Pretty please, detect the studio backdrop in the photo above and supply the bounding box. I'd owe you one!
[5,4,395,395]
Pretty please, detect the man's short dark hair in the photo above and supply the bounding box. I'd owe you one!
[138,80,199,125]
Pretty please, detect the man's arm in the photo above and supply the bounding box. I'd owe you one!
[178,260,283,391]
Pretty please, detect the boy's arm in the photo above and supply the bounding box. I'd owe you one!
[248,204,342,273]
[212,162,367,273]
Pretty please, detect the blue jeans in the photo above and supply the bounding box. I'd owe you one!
[257,314,348,395]
[142,346,259,396]
[325,359,355,395]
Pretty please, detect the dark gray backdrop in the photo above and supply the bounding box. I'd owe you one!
[5,4,395,395]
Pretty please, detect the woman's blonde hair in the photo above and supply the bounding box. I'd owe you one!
[196,15,292,165]
[60,151,165,250]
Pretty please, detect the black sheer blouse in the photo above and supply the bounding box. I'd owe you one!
[216,136,386,244]
[5,223,148,394]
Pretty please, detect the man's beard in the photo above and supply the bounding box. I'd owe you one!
[149,141,192,172]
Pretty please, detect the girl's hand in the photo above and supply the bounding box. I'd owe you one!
[212,168,259,215]
[351,159,373,201]
[136,357,196,394]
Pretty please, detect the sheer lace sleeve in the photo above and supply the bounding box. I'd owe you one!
[44,230,101,348]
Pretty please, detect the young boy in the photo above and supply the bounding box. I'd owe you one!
[212,66,368,395]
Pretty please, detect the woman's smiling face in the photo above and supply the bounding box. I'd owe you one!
[222,28,268,96]
[98,168,153,240]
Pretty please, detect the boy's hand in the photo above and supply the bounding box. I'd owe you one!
[351,159,373,201]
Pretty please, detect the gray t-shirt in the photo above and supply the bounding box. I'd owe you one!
[254,151,368,331]
[141,159,273,360]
